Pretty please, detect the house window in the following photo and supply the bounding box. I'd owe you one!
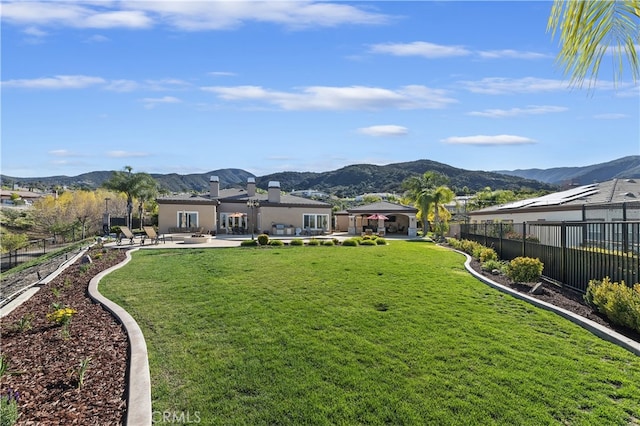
[177,211,198,229]
[303,214,329,230]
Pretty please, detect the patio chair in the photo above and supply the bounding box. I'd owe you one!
[143,226,165,245]
[116,226,140,245]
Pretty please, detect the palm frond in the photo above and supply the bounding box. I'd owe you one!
[548,0,639,88]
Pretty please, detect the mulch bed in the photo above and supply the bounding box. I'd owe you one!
[1,247,129,425]
[468,257,640,344]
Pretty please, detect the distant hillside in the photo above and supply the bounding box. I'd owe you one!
[1,169,255,193]
[256,159,555,197]
[496,155,640,185]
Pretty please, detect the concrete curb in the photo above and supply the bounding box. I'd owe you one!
[454,249,640,357]
[1,247,89,318]
[88,247,152,426]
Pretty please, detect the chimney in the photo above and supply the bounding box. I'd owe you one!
[268,181,281,203]
[247,177,256,197]
[210,176,220,198]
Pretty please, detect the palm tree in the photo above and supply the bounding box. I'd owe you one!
[402,171,449,235]
[102,166,158,229]
[430,185,455,240]
[548,0,639,87]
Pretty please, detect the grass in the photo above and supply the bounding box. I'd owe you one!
[100,241,640,425]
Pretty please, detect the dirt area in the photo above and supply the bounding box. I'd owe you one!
[0,246,129,425]
[468,258,640,344]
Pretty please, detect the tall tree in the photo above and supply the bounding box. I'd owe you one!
[548,0,639,87]
[402,171,449,234]
[102,166,158,229]
[430,185,455,240]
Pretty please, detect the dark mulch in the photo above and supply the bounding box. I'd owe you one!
[468,258,640,344]
[0,247,129,425]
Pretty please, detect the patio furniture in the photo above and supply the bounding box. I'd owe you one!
[143,226,165,245]
[116,226,141,245]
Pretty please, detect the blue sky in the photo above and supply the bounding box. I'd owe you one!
[2,1,639,179]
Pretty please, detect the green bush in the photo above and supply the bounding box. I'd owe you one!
[257,234,270,246]
[481,259,504,273]
[505,257,544,283]
[290,238,304,246]
[585,277,640,333]
[478,247,497,262]
[376,238,387,245]
[360,239,377,246]
[342,238,359,247]
[307,238,320,246]
[240,240,258,247]
[322,240,335,246]
[269,239,284,246]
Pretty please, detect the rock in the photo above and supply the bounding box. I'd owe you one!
[530,282,544,295]
[81,255,92,264]
[491,269,501,275]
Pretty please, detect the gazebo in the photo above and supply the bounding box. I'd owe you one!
[345,201,418,237]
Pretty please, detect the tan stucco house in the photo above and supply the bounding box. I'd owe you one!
[157,177,333,236]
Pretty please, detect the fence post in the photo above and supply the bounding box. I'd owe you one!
[483,222,488,246]
[499,222,503,258]
[561,221,567,286]
[522,222,526,257]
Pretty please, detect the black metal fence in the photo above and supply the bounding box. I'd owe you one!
[1,238,74,272]
[460,221,640,294]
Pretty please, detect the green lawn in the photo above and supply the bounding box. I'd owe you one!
[100,241,640,425]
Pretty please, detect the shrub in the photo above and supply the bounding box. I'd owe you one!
[505,257,544,283]
[269,239,284,246]
[257,234,270,246]
[322,240,335,246]
[376,238,387,245]
[360,239,377,246]
[478,247,498,263]
[290,238,304,246]
[307,238,321,246]
[332,238,340,245]
[342,238,359,247]
[585,278,640,333]
[240,240,258,247]
[481,259,504,273]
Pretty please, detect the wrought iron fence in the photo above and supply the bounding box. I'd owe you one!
[460,221,640,294]
[1,238,74,272]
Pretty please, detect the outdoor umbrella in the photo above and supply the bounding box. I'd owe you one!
[366,214,389,220]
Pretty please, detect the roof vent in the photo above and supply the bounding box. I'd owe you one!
[626,179,636,183]
[624,192,637,198]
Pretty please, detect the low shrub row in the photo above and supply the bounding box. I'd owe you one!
[585,277,640,333]
[447,238,543,284]
[243,235,387,248]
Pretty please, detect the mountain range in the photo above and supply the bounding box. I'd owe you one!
[1,155,637,198]
[495,155,640,185]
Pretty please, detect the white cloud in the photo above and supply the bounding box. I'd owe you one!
[477,49,550,59]
[593,113,628,120]
[209,71,237,77]
[104,79,139,92]
[202,84,457,110]
[459,77,570,94]
[107,151,151,158]
[468,105,568,118]
[441,135,536,146]
[1,2,152,29]
[1,75,105,89]
[85,34,110,43]
[357,125,408,137]
[49,149,83,157]
[1,1,389,31]
[23,26,47,37]
[369,41,470,58]
[140,96,182,109]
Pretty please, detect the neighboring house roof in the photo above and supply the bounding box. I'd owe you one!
[347,201,418,214]
[157,190,331,207]
[471,179,639,216]
[0,189,46,200]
